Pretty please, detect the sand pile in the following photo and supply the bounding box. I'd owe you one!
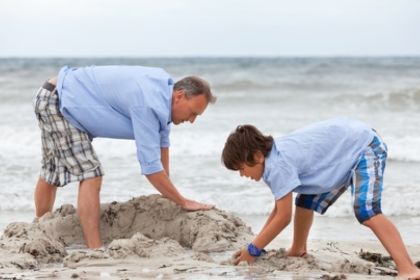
[0,194,408,278]
[0,194,253,269]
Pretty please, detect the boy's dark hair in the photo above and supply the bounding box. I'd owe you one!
[222,125,274,170]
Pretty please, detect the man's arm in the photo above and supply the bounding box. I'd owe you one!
[161,147,169,176]
[146,171,183,205]
[129,107,212,211]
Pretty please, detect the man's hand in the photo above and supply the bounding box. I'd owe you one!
[233,247,256,265]
[181,198,214,211]
[146,172,214,211]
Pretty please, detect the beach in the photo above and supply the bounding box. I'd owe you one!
[1,57,420,279]
[1,194,419,280]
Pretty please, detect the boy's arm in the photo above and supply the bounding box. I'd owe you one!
[260,203,277,232]
[234,192,293,265]
[252,192,293,249]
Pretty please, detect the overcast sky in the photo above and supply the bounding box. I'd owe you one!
[1,0,420,57]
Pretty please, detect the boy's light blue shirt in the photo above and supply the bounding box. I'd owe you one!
[263,118,375,200]
[56,65,173,175]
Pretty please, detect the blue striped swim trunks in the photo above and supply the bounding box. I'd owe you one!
[295,132,388,223]
[351,134,387,222]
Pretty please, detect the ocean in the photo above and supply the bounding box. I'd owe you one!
[1,57,420,244]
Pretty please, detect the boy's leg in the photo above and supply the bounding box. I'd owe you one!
[288,206,313,256]
[363,214,420,278]
[34,177,57,217]
[78,176,103,249]
[291,186,348,257]
[353,134,420,278]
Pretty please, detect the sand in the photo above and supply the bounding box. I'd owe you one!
[0,194,419,279]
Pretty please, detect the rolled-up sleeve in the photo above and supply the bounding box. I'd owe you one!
[130,106,163,175]
[160,125,171,148]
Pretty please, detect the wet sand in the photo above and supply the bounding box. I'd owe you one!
[0,194,419,279]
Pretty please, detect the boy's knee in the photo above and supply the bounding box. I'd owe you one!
[355,211,382,226]
[353,200,382,224]
[361,217,373,227]
[284,215,292,226]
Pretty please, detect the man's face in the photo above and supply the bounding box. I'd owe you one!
[171,90,208,125]
[238,152,265,181]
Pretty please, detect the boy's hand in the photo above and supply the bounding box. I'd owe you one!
[181,198,214,211]
[233,247,256,265]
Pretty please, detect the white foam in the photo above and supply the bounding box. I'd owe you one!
[385,135,420,162]
[2,58,420,221]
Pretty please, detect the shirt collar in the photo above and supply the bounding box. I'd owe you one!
[263,142,277,182]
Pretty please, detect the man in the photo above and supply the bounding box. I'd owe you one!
[33,65,216,248]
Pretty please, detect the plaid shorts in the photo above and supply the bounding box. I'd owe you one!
[33,81,104,187]
[295,133,388,223]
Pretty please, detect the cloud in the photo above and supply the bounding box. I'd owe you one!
[1,0,419,57]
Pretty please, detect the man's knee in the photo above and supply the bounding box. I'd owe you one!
[79,176,102,191]
[37,177,58,188]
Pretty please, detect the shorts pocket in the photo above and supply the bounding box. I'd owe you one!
[58,140,101,176]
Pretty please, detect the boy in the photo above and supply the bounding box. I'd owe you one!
[222,118,420,279]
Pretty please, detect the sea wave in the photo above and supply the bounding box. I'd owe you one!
[326,87,420,111]
[1,57,420,220]
[1,182,419,217]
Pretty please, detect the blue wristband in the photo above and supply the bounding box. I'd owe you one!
[247,243,263,257]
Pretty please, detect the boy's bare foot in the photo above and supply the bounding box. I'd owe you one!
[286,248,307,257]
[397,267,420,279]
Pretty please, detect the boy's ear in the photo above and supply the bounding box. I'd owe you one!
[254,151,265,164]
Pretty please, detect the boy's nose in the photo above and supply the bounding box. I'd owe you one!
[189,115,196,123]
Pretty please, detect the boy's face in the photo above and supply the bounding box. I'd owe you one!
[238,152,265,181]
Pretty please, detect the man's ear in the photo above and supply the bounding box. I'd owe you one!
[173,90,185,102]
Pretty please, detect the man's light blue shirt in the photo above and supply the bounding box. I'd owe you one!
[263,118,375,200]
[56,65,173,175]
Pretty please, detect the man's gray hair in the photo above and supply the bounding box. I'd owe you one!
[174,76,216,104]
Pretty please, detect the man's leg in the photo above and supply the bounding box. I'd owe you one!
[34,177,57,217]
[78,176,103,249]
[287,206,314,256]
[363,214,420,278]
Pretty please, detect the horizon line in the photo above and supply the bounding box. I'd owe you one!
[1,54,420,59]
